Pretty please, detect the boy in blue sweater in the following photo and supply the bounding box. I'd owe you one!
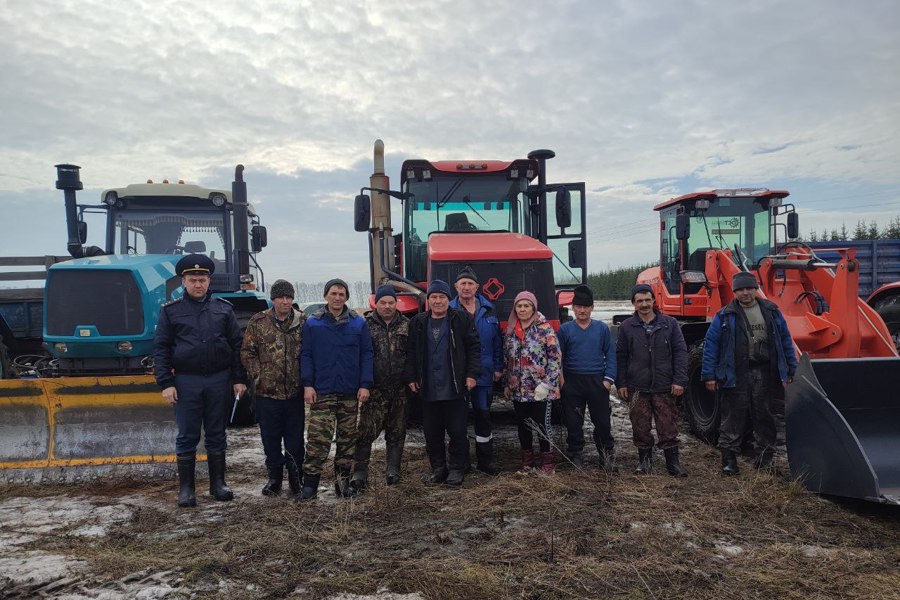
[557,285,618,471]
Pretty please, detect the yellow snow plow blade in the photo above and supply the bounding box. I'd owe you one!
[0,376,200,482]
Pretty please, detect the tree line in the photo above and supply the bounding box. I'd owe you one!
[801,215,900,242]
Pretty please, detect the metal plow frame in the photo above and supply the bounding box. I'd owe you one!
[0,376,204,483]
[786,354,899,505]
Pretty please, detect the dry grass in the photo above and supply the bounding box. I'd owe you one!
[14,435,899,600]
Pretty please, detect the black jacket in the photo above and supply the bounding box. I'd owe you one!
[615,310,688,393]
[404,308,481,399]
[153,294,246,389]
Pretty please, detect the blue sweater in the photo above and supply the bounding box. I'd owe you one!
[557,319,617,383]
[300,309,374,395]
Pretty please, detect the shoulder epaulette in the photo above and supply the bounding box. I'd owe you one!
[162,297,183,308]
[214,296,234,306]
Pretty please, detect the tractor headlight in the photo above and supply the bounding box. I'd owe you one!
[117,341,133,353]
[103,191,118,206]
[210,193,227,207]
[54,343,68,353]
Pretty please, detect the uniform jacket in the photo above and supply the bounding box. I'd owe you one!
[503,313,561,402]
[450,293,503,387]
[701,298,798,389]
[616,310,689,393]
[241,307,306,400]
[404,308,481,398]
[366,310,410,390]
[300,307,374,395]
[153,293,245,389]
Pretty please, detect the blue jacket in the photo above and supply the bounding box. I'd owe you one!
[300,307,374,395]
[450,294,503,387]
[701,298,797,388]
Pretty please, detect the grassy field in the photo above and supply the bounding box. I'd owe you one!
[1,408,898,599]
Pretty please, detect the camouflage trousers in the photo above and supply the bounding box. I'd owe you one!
[357,386,407,448]
[628,391,680,450]
[303,394,359,477]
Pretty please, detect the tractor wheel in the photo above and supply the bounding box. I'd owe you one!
[683,342,720,444]
[870,294,900,351]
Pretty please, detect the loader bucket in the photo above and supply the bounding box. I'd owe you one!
[0,375,203,483]
[786,354,900,504]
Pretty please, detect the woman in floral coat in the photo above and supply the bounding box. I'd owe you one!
[503,290,562,473]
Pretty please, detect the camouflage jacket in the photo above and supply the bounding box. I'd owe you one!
[241,308,306,400]
[366,311,409,390]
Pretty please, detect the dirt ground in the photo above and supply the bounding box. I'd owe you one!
[1,396,898,600]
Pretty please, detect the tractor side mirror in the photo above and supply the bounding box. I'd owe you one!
[676,213,690,241]
[77,221,88,244]
[251,225,268,252]
[568,239,586,269]
[354,195,371,232]
[555,188,571,229]
[787,212,799,239]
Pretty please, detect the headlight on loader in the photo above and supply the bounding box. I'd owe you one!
[117,341,133,353]
[54,343,68,353]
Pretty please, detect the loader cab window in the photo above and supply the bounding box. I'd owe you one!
[112,211,228,267]
[404,174,527,282]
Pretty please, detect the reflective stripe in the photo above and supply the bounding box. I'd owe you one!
[475,435,492,443]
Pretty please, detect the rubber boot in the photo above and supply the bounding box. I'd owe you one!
[517,450,535,474]
[385,442,403,485]
[286,460,302,498]
[754,449,774,471]
[445,469,465,486]
[664,448,688,478]
[721,450,740,476]
[261,464,283,496]
[207,453,234,501]
[300,473,320,500]
[176,454,197,508]
[540,451,556,474]
[567,451,584,469]
[635,448,652,475]
[429,465,449,484]
[350,443,372,494]
[334,465,354,498]
[600,448,619,474]
[475,440,500,476]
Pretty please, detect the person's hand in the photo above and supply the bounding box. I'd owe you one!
[705,380,717,392]
[602,380,612,392]
[534,382,551,401]
[493,371,502,382]
[559,373,565,388]
[671,384,684,397]
[618,386,629,400]
[503,386,510,400]
[304,386,317,405]
[782,376,794,389]
[358,388,370,403]
[233,383,247,398]
[465,377,476,391]
[408,382,420,393]
[162,386,178,405]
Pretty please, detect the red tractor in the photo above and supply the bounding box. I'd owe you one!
[633,188,899,504]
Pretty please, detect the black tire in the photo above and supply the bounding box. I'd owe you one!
[683,342,720,444]
[870,294,900,351]
[0,339,13,379]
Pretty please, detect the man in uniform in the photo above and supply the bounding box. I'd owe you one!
[154,254,247,508]
[702,271,797,475]
[241,279,306,498]
[350,285,410,492]
[299,278,374,500]
[449,266,503,475]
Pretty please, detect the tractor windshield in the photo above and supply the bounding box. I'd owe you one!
[403,174,529,282]
[112,210,228,263]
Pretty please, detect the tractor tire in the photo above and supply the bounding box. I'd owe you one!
[0,338,13,379]
[683,342,720,444]
[870,294,900,352]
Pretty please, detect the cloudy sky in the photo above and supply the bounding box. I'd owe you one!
[1,0,898,290]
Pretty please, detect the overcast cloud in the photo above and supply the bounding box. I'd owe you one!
[1,0,898,286]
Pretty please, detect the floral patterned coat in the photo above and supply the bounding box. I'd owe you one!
[503,312,561,402]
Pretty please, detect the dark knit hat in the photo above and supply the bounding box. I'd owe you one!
[732,272,759,291]
[630,283,654,301]
[572,284,594,307]
[323,278,350,298]
[455,266,479,284]
[270,279,294,299]
[426,279,452,298]
[374,285,397,303]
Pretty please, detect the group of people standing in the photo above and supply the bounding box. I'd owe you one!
[154,254,797,508]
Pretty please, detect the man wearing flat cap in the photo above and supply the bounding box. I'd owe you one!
[702,271,797,476]
[616,284,689,477]
[241,279,306,499]
[299,278,374,499]
[450,266,503,475]
[405,279,481,486]
[350,284,410,492]
[154,254,247,508]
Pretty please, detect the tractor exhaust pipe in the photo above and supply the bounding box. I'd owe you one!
[55,164,85,258]
[232,164,249,278]
[369,140,393,291]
